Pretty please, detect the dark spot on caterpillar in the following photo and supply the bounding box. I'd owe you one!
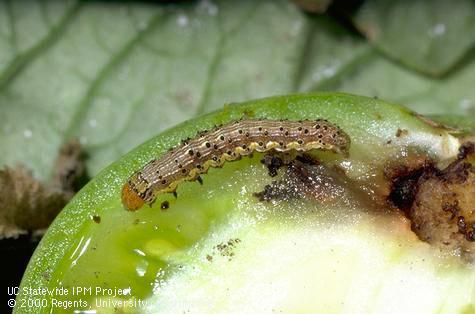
[285,131,289,136]
[304,129,309,134]
[298,140,303,145]
[238,129,243,134]
[197,176,203,185]
[220,135,225,140]
[214,144,219,150]
[188,150,194,156]
[196,151,202,158]
[206,142,211,148]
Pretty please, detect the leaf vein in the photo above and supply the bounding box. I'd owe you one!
[0,1,82,89]
[62,11,166,141]
[194,1,261,115]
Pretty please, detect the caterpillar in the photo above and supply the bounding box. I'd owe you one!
[122,119,351,211]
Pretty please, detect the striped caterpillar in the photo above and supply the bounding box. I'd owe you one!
[122,119,351,211]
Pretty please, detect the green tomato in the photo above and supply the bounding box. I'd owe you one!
[16,94,474,314]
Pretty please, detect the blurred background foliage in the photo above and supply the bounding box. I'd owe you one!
[0,0,474,182]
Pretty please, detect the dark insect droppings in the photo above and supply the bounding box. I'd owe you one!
[161,201,169,210]
[92,215,101,224]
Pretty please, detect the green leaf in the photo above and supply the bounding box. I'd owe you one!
[1,0,364,181]
[318,50,475,117]
[16,94,473,314]
[0,0,79,85]
[2,0,474,184]
[295,15,371,92]
[353,0,475,76]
